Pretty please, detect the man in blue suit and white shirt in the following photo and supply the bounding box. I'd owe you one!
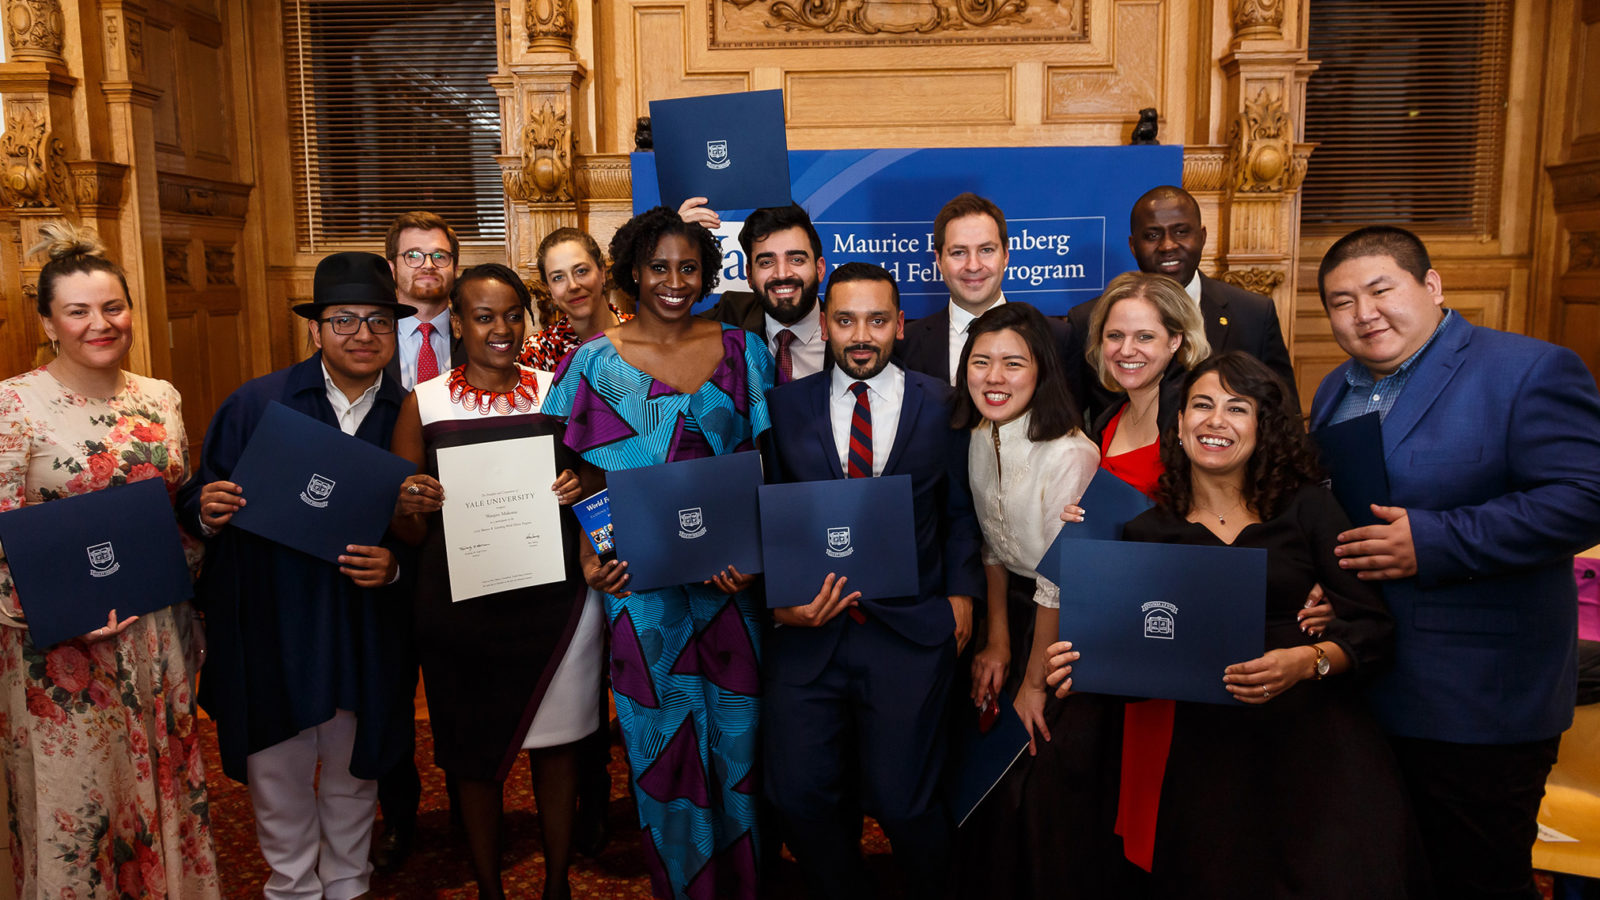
[762,262,984,900]
[1310,225,1600,900]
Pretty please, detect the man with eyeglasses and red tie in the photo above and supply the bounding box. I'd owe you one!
[385,211,465,393]
[370,210,469,873]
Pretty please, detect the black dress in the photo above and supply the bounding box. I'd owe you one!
[413,369,592,781]
[1125,485,1426,899]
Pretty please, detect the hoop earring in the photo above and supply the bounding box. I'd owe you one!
[50,339,60,356]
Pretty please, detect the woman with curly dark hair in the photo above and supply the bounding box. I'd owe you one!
[1046,351,1421,898]
[541,206,774,900]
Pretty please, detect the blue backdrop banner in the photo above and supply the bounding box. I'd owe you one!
[631,146,1183,319]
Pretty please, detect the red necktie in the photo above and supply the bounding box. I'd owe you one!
[845,381,872,624]
[415,322,439,384]
[775,329,796,384]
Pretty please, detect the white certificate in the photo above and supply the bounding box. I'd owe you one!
[437,435,565,601]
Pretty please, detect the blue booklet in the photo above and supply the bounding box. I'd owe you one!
[227,402,416,564]
[573,489,616,562]
[607,451,765,591]
[1033,468,1154,588]
[0,477,192,648]
[648,89,792,211]
[946,691,1032,828]
[757,475,917,608]
[1056,540,1266,705]
[1312,412,1391,528]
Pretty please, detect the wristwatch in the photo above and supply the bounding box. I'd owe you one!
[1310,643,1330,680]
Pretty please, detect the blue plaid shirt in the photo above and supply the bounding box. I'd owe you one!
[1329,309,1454,425]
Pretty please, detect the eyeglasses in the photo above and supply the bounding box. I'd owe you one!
[399,249,454,269]
[319,315,397,335]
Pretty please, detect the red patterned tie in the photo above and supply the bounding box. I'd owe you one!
[846,381,871,625]
[415,322,439,384]
[775,329,796,385]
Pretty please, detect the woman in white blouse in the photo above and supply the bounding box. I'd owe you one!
[952,302,1137,900]
[953,302,1099,739]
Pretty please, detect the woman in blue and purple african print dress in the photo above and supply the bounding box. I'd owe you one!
[541,207,773,900]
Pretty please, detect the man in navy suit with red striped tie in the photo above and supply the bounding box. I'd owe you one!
[762,262,985,900]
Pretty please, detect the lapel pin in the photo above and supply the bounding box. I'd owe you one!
[1219,316,1229,326]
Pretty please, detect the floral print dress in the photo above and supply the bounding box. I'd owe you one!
[0,367,220,899]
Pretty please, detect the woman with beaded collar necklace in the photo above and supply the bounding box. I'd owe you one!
[389,264,596,900]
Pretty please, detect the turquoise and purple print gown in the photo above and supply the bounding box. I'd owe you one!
[542,325,773,900]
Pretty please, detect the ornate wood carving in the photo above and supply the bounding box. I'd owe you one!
[0,105,70,209]
[711,0,1085,48]
[205,246,236,286]
[1550,160,1600,212]
[525,0,574,50]
[1219,266,1286,297]
[1183,149,1229,193]
[1227,86,1293,193]
[574,155,632,202]
[68,160,129,214]
[503,100,574,203]
[164,243,190,286]
[3,0,65,61]
[1232,0,1284,42]
[1570,232,1599,272]
[156,173,252,222]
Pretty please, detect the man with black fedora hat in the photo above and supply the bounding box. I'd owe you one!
[179,252,417,900]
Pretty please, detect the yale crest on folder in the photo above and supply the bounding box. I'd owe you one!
[300,473,336,509]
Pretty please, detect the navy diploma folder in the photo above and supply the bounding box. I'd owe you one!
[648,90,792,211]
[226,402,415,564]
[1056,540,1266,705]
[1312,412,1391,528]
[0,477,192,648]
[757,475,917,608]
[946,692,1032,828]
[1033,468,1154,589]
[606,451,765,591]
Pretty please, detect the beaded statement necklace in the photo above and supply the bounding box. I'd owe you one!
[447,365,540,415]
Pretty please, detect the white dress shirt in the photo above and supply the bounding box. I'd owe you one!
[765,304,826,381]
[946,292,1008,385]
[967,412,1100,608]
[395,306,452,390]
[829,363,904,478]
[1183,271,1203,305]
[322,363,384,435]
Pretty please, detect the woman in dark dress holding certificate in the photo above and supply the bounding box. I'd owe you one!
[0,223,220,897]
[390,264,596,900]
[1047,352,1419,899]
[541,207,773,900]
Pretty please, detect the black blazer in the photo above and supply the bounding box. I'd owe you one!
[1085,359,1189,449]
[1064,273,1299,423]
[896,304,1076,389]
[702,289,834,374]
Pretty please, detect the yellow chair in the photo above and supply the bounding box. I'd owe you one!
[1535,703,1600,879]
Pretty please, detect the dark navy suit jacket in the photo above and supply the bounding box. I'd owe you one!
[896,304,1075,388]
[763,366,985,684]
[1310,312,1600,744]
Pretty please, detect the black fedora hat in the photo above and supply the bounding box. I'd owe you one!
[292,252,418,319]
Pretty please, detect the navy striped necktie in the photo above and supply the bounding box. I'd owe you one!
[847,381,872,478]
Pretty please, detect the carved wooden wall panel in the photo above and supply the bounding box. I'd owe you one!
[594,0,1186,154]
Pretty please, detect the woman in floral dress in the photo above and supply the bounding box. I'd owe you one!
[0,222,220,898]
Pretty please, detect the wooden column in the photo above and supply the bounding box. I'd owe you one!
[1211,0,1316,360]
[494,0,588,288]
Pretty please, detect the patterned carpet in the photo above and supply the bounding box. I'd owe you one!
[199,717,895,898]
